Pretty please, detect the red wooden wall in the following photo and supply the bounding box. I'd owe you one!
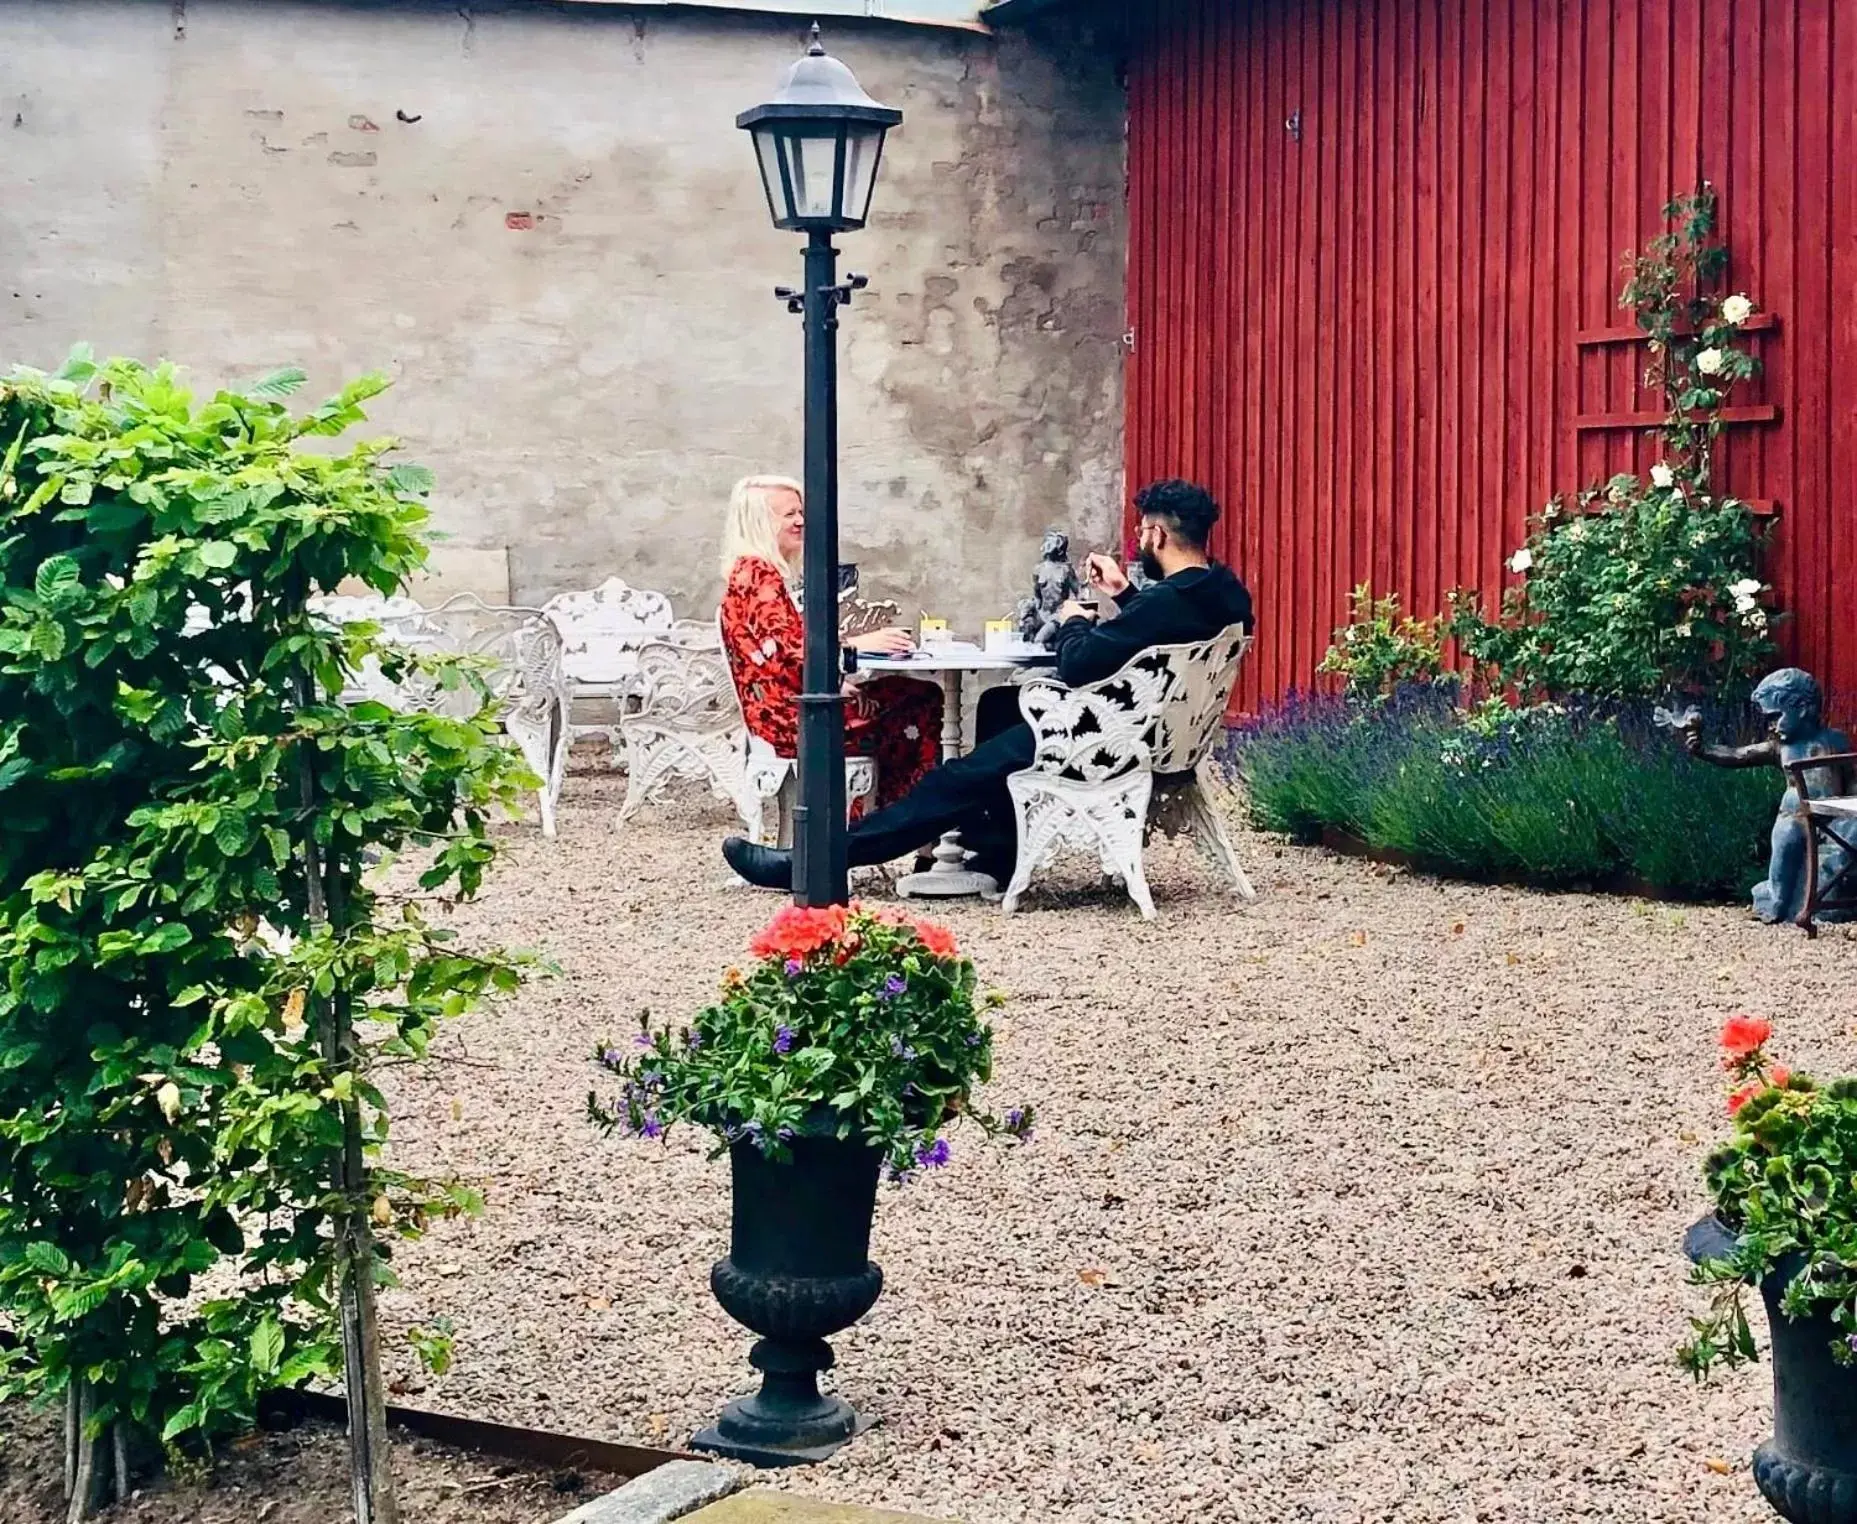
[1123,0,1857,713]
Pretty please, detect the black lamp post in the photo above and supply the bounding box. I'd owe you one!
[738,24,901,909]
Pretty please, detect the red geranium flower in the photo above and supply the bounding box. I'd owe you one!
[914,919,959,959]
[1719,1015,1773,1060]
[1769,1064,1791,1088]
[749,905,848,961]
[1728,1081,1761,1116]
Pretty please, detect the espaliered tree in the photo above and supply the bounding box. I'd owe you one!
[0,352,531,1522]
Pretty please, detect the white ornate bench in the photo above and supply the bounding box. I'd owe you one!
[310,592,572,838]
[540,576,677,764]
[1001,624,1255,918]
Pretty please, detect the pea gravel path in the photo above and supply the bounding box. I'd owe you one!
[370,766,1853,1524]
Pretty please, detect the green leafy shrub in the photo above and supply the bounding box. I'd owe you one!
[0,351,532,1512]
[1316,585,1449,700]
[1682,1017,1857,1377]
[592,902,1031,1180]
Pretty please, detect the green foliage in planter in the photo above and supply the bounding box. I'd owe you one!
[592,902,1031,1180]
[1224,693,1777,898]
[0,351,532,1488]
[1683,1018,1857,1376]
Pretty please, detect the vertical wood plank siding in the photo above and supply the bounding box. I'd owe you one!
[1124,0,1854,712]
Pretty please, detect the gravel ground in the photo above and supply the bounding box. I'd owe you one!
[362,761,1854,1524]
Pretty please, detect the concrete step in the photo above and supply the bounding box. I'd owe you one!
[684,1490,961,1524]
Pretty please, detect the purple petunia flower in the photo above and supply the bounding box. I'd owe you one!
[915,1137,951,1170]
[785,957,804,978]
[881,974,907,999]
[600,1047,623,1067]
[774,1026,794,1055]
[686,1030,703,1050]
[633,1031,653,1049]
[890,1035,916,1061]
[776,1125,795,1142]
[965,1032,982,1047]
[638,1115,664,1140]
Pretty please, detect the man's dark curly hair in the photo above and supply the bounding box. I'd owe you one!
[1133,478,1220,551]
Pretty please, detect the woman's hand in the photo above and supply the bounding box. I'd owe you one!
[848,628,916,657]
[1084,552,1130,598]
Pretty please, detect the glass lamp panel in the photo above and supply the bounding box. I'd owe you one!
[841,122,888,227]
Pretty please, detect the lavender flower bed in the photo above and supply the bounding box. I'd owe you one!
[1220,688,1778,899]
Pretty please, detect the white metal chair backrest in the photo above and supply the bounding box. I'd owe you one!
[1148,625,1252,773]
[631,636,740,727]
[542,576,676,684]
[420,593,563,713]
[1016,623,1251,786]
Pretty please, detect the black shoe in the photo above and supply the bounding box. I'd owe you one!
[723,836,794,891]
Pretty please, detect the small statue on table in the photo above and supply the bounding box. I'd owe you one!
[1674,667,1857,924]
[1014,528,1083,648]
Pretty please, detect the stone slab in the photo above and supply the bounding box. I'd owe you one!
[682,1491,961,1524]
[551,1460,741,1524]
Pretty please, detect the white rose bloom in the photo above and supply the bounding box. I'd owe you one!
[1650,463,1676,489]
[1696,347,1726,376]
[1729,577,1763,599]
[1507,548,1534,574]
[1721,293,1755,326]
[1676,621,1694,638]
[1567,522,1588,542]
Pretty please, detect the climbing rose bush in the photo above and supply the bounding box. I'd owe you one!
[1681,1017,1857,1376]
[591,903,1031,1180]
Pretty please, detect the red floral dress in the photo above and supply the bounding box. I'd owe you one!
[719,557,941,809]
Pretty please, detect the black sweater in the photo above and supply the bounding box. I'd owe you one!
[1049,563,1255,689]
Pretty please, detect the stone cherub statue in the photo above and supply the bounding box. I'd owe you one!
[1679,667,1857,923]
[1014,528,1083,647]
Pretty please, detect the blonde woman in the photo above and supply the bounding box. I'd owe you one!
[717,475,942,809]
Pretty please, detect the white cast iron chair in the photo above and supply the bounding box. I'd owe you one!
[717,619,876,847]
[311,592,572,838]
[617,630,760,827]
[1000,625,1256,918]
[540,576,677,765]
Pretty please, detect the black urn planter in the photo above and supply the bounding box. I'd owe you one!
[1688,1215,1857,1522]
[691,1129,884,1467]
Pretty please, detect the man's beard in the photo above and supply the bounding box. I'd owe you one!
[1138,549,1165,583]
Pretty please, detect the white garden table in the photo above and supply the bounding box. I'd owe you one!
[857,640,1055,898]
[857,641,1055,761]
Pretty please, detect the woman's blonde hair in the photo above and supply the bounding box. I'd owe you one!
[720,474,805,580]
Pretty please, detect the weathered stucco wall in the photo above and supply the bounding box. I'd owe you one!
[0,0,1126,627]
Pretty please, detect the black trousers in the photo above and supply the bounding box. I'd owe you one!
[847,684,1031,869]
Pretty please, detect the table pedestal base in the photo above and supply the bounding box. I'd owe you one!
[895,831,999,901]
